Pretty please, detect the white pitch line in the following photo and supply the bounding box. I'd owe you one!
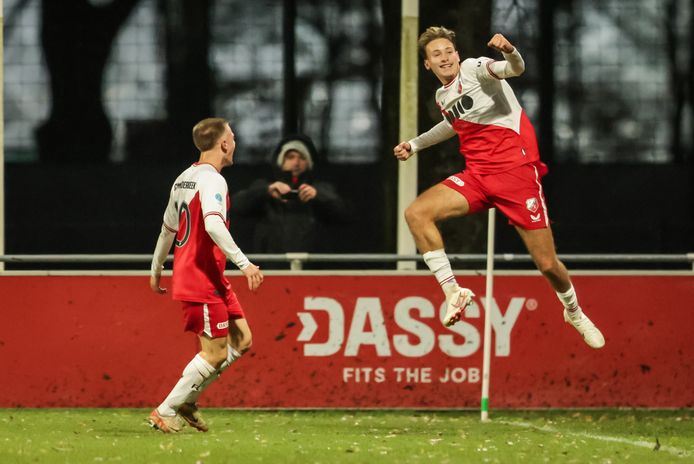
[500,420,692,459]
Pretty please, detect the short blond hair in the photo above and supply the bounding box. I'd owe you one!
[417,26,457,59]
[192,117,229,152]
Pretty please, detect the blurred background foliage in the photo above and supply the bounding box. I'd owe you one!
[3,0,693,257]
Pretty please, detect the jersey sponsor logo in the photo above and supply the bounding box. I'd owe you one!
[174,181,196,191]
[447,175,465,187]
[175,201,191,247]
[525,197,539,213]
[442,94,474,124]
[216,320,229,330]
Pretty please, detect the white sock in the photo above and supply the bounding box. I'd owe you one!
[423,249,459,296]
[184,345,242,405]
[556,285,579,313]
[157,354,216,416]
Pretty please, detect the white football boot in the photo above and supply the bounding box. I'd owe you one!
[563,307,605,349]
[149,409,185,433]
[443,287,475,327]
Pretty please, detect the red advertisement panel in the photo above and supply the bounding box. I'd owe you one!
[0,274,692,408]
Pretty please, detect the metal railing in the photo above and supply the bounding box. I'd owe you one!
[1,253,693,271]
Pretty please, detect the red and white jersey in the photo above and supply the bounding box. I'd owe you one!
[436,56,541,174]
[162,163,231,304]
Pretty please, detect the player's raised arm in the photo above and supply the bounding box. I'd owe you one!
[484,33,525,79]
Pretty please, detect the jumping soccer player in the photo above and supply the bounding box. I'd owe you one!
[148,117,264,433]
[394,28,604,349]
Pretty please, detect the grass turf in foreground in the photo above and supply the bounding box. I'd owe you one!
[0,409,692,463]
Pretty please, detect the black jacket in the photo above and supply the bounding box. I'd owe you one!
[230,136,351,253]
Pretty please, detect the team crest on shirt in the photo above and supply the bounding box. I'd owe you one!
[525,197,539,213]
[447,175,465,187]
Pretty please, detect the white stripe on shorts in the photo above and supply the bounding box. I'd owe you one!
[203,303,212,336]
[532,165,550,227]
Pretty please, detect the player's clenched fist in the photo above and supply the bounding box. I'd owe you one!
[393,142,413,161]
[487,33,515,54]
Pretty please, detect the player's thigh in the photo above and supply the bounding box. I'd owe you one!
[488,164,549,229]
[515,226,558,264]
[410,183,471,222]
[182,300,231,339]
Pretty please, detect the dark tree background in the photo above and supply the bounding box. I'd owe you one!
[37,0,140,163]
[4,0,693,263]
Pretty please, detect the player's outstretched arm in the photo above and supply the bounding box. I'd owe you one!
[402,121,457,156]
[393,121,457,161]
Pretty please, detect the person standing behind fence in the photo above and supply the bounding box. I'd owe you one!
[230,134,351,254]
[148,117,264,433]
[394,27,604,349]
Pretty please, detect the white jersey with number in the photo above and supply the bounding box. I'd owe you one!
[162,163,232,303]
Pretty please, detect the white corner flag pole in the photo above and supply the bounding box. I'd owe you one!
[481,208,496,421]
[396,0,419,270]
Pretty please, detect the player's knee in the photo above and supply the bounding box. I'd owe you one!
[536,258,560,277]
[405,203,426,229]
[230,330,252,354]
[208,348,228,368]
[237,334,252,354]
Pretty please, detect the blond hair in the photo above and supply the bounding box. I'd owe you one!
[192,117,229,152]
[417,26,457,59]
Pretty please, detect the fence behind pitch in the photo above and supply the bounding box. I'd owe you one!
[1,271,692,408]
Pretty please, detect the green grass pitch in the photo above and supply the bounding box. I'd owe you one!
[1,409,692,463]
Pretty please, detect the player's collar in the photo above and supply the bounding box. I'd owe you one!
[193,162,218,171]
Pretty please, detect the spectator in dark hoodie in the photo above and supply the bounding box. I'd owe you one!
[230,135,351,253]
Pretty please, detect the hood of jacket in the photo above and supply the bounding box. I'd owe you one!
[273,134,319,171]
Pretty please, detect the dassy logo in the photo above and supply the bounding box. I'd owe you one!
[296,295,536,358]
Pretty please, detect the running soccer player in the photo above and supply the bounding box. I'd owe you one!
[394,28,604,349]
[148,117,264,433]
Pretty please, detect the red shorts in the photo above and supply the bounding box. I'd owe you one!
[441,163,549,230]
[181,292,245,338]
